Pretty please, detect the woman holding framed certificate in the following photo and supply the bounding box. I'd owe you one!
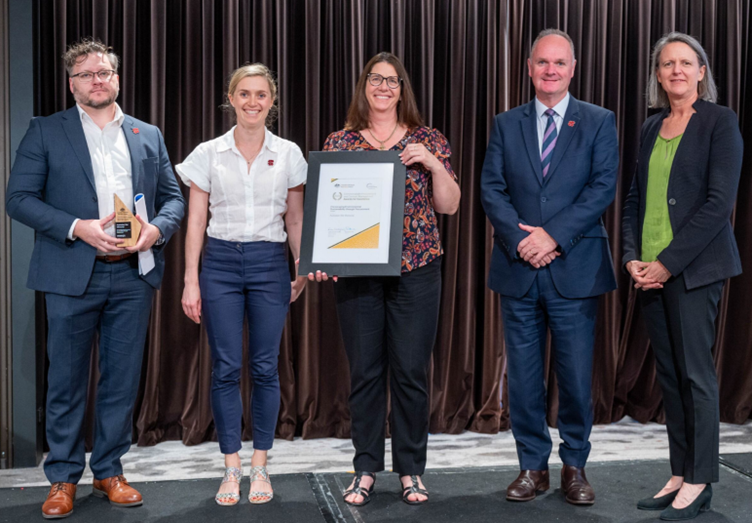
[177,64,308,507]
[312,52,461,506]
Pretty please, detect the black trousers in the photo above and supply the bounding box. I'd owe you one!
[334,258,442,475]
[640,273,723,484]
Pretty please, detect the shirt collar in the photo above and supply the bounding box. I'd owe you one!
[216,126,279,154]
[535,92,570,120]
[76,103,124,127]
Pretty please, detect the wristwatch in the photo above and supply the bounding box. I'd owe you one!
[154,227,165,246]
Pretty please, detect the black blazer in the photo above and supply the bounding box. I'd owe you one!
[622,99,744,290]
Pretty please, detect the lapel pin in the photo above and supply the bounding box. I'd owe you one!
[568,121,575,127]
[268,159,274,166]
[132,127,140,134]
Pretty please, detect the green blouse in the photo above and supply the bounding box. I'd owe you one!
[642,134,682,262]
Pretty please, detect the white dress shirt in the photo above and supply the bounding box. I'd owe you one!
[69,103,133,255]
[176,127,307,243]
[535,92,570,154]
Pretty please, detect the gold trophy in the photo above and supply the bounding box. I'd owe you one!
[114,194,141,247]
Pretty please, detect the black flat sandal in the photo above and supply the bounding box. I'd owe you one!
[343,471,376,506]
[402,475,429,505]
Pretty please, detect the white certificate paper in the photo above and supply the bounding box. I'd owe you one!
[134,193,155,275]
[312,162,394,264]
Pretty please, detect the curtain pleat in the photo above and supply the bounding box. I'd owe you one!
[33,0,752,451]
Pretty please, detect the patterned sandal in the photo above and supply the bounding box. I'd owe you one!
[215,466,242,506]
[343,471,376,506]
[402,475,429,505]
[249,465,273,504]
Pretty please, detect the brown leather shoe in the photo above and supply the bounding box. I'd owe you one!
[561,465,595,505]
[506,469,550,501]
[92,474,143,507]
[42,482,76,519]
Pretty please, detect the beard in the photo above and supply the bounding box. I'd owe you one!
[73,84,119,109]
[84,94,117,109]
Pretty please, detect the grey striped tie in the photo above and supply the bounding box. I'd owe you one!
[541,109,557,177]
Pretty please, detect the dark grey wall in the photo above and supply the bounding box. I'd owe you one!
[9,0,43,469]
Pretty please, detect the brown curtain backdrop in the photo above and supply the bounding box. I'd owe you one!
[33,0,752,450]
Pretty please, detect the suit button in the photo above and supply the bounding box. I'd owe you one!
[92,196,97,202]
[668,198,676,205]
[541,197,547,203]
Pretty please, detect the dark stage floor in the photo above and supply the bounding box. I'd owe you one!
[2,459,751,522]
[720,452,752,477]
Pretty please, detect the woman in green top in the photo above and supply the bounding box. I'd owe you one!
[622,33,743,521]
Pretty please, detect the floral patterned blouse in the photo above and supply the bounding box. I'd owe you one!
[323,127,457,273]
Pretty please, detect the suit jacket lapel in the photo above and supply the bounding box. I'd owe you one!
[122,116,143,196]
[61,106,97,193]
[544,96,580,183]
[520,100,544,186]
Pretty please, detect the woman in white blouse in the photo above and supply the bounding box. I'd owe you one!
[177,64,307,507]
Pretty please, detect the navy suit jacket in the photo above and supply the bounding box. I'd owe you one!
[6,105,185,296]
[481,96,619,299]
[621,99,743,290]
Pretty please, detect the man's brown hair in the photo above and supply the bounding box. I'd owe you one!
[63,38,119,75]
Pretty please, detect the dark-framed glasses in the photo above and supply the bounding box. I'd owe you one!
[367,73,402,89]
[70,69,116,83]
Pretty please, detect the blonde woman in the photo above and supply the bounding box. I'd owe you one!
[178,64,307,506]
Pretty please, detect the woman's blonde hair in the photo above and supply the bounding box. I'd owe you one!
[222,63,278,127]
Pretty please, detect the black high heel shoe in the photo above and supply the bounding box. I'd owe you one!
[659,484,712,521]
[636,488,680,510]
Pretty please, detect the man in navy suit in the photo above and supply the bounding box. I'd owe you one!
[481,29,618,505]
[6,38,184,519]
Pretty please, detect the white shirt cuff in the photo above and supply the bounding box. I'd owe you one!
[68,219,79,241]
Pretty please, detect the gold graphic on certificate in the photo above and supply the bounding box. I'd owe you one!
[330,223,380,249]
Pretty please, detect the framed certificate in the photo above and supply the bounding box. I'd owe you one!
[298,150,406,277]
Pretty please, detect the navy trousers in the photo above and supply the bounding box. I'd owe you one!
[44,257,153,484]
[640,274,723,484]
[500,267,598,470]
[200,238,290,454]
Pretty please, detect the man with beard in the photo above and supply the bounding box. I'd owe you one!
[6,38,184,519]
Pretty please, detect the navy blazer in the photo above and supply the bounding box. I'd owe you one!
[621,99,743,290]
[6,106,186,296]
[481,96,619,299]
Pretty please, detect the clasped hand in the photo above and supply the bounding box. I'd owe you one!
[517,223,559,268]
[627,260,671,290]
[74,212,159,253]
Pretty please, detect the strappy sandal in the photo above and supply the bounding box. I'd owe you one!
[215,466,242,506]
[248,465,273,504]
[401,475,429,505]
[343,471,376,506]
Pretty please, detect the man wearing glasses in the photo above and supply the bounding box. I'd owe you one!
[6,38,184,519]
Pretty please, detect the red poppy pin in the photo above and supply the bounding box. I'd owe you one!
[132,128,140,134]
[268,159,274,166]
[568,121,575,127]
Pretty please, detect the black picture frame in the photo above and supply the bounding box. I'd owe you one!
[298,150,406,277]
